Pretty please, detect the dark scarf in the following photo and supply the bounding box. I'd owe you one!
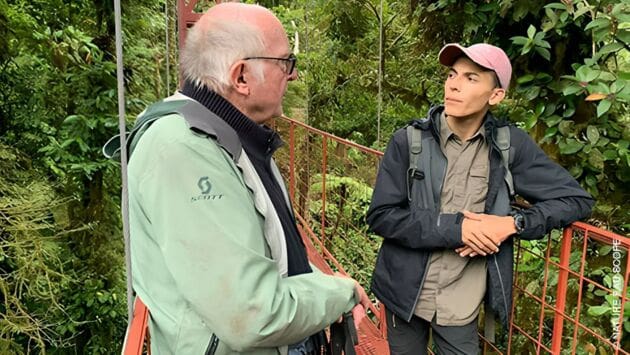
[181,81,312,277]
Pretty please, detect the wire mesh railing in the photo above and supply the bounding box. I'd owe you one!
[274,115,630,354]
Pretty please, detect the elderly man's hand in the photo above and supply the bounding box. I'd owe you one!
[333,272,371,311]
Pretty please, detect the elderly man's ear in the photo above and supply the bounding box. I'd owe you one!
[230,61,251,96]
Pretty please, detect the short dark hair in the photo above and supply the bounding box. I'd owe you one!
[488,71,501,89]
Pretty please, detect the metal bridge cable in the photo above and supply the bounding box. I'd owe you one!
[165,0,170,95]
[113,0,133,322]
[377,0,383,146]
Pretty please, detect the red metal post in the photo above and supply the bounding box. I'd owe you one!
[289,122,296,201]
[536,234,554,354]
[379,303,388,339]
[123,297,150,355]
[551,227,573,353]
[570,229,590,354]
[177,0,202,52]
[613,235,629,354]
[321,137,327,245]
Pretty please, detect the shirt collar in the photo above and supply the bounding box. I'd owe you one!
[440,112,486,148]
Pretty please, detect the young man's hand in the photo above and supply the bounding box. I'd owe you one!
[457,210,517,257]
[460,214,499,256]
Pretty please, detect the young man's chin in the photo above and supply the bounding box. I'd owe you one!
[445,107,487,121]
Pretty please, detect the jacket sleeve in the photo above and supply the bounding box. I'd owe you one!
[510,128,595,240]
[139,134,358,351]
[366,128,463,249]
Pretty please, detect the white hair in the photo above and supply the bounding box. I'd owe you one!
[181,20,266,94]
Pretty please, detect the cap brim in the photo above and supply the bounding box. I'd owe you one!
[438,44,467,67]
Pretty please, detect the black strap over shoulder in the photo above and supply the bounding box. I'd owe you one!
[494,125,514,197]
[328,312,358,355]
[406,124,424,203]
[102,99,189,161]
[102,98,242,163]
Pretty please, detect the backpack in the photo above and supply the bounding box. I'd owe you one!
[405,123,514,202]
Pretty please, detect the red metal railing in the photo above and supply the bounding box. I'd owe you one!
[275,115,630,354]
[507,222,630,354]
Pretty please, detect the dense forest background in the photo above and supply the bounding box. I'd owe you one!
[0,0,628,353]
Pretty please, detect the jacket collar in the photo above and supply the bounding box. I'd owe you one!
[427,105,505,147]
[181,81,283,161]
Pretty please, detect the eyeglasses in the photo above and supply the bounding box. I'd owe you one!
[243,53,297,75]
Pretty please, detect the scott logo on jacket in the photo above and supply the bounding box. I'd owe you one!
[191,176,224,202]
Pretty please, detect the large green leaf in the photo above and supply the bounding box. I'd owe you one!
[576,66,600,82]
[586,125,600,144]
[559,138,583,154]
[562,83,584,96]
[517,74,535,84]
[543,3,567,11]
[543,115,563,126]
[597,100,612,117]
[584,17,610,31]
[587,305,610,316]
[598,42,623,56]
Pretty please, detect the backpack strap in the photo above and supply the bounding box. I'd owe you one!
[495,125,514,197]
[328,311,358,355]
[103,99,190,161]
[484,305,497,343]
[102,98,242,163]
[406,125,423,202]
[485,124,513,344]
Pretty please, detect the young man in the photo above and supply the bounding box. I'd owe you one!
[366,43,594,354]
[125,3,369,354]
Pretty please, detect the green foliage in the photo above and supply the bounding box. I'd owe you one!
[308,174,379,288]
[0,0,627,352]
[0,143,126,354]
[0,0,173,352]
[511,24,551,60]
[272,0,443,149]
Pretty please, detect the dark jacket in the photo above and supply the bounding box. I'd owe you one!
[367,106,594,326]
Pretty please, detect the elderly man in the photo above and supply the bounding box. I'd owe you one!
[126,3,369,354]
[367,43,593,354]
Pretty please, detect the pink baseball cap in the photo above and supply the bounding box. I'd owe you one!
[438,43,512,90]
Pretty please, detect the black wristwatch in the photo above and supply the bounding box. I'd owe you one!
[513,212,525,235]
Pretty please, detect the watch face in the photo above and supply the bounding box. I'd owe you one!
[515,214,524,233]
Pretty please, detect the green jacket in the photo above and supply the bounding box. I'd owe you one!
[128,95,358,354]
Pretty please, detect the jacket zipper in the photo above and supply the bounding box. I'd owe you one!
[492,255,509,319]
[408,256,432,322]
[205,334,219,355]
